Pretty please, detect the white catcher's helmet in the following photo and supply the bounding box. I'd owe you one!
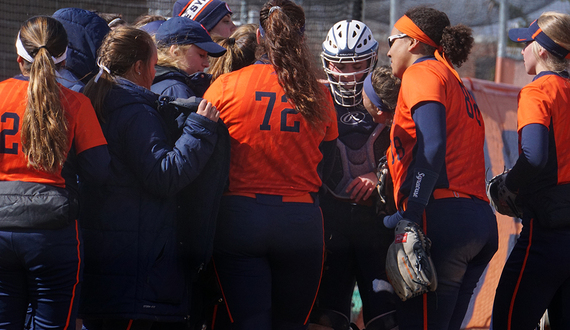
[321,20,378,107]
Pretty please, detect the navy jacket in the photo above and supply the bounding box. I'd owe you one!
[78,78,219,321]
[151,66,211,98]
[154,89,231,279]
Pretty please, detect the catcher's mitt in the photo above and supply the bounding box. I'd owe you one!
[386,220,437,301]
[486,171,523,218]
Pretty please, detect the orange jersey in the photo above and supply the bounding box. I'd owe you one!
[203,64,338,196]
[0,77,107,187]
[388,59,487,207]
[517,72,570,186]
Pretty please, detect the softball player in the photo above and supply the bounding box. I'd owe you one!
[314,20,398,329]
[151,16,226,99]
[0,16,109,329]
[78,26,220,329]
[204,1,338,329]
[383,7,498,329]
[491,12,570,330]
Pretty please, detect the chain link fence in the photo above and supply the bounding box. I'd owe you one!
[0,0,563,81]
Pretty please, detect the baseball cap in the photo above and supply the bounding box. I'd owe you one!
[509,19,570,59]
[173,0,232,32]
[155,16,226,57]
[139,20,165,36]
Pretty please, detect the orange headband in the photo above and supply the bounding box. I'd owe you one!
[394,15,440,50]
[394,15,462,82]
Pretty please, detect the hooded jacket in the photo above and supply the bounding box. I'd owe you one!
[78,78,219,321]
[53,8,110,86]
[151,65,212,98]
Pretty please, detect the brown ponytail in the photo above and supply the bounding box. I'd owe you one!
[84,26,155,122]
[258,0,328,128]
[209,23,258,83]
[19,16,69,173]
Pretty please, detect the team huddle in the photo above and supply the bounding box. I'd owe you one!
[1,0,570,329]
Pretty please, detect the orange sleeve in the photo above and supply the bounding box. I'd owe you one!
[401,64,446,110]
[517,83,551,132]
[65,91,107,154]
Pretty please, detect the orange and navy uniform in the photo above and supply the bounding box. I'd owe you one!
[0,77,107,187]
[387,57,498,330]
[204,63,338,196]
[0,75,107,330]
[516,72,570,191]
[492,71,570,330]
[204,63,338,330]
[388,58,487,209]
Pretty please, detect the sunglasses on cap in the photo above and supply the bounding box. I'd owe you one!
[388,33,408,48]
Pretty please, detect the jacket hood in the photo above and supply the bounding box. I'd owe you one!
[154,65,190,84]
[53,8,110,84]
[153,66,212,97]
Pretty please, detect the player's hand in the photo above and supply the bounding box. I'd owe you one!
[346,172,378,202]
[196,99,220,122]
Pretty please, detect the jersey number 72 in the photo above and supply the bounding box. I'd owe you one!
[256,91,300,133]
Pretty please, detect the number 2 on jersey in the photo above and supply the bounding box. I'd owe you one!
[0,112,19,154]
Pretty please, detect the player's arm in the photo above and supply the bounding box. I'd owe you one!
[319,94,340,185]
[505,123,549,191]
[123,105,219,198]
[318,139,336,184]
[77,145,111,184]
[384,101,446,227]
[404,101,446,223]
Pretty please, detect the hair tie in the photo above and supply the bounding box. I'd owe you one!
[16,33,34,63]
[269,6,281,14]
[108,17,123,27]
[94,58,111,83]
[16,33,67,64]
[228,37,236,46]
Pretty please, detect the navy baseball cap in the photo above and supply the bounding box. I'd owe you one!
[173,0,232,32]
[155,16,226,57]
[139,20,165,36]
[509,19,570,59]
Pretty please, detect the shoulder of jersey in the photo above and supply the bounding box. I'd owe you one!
[407,60,450,81]
[62,85,90,101]
[0,77,26,88]
[60,85,93,111]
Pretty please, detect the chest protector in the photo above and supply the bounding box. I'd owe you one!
[325,124,387,199]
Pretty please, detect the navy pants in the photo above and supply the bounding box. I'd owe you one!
[0,220,82,330]
[491,215,570,330]
[316,193,397,324]
[213,195,324,330]
[397,197,498,330]
[83,319,154,330]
